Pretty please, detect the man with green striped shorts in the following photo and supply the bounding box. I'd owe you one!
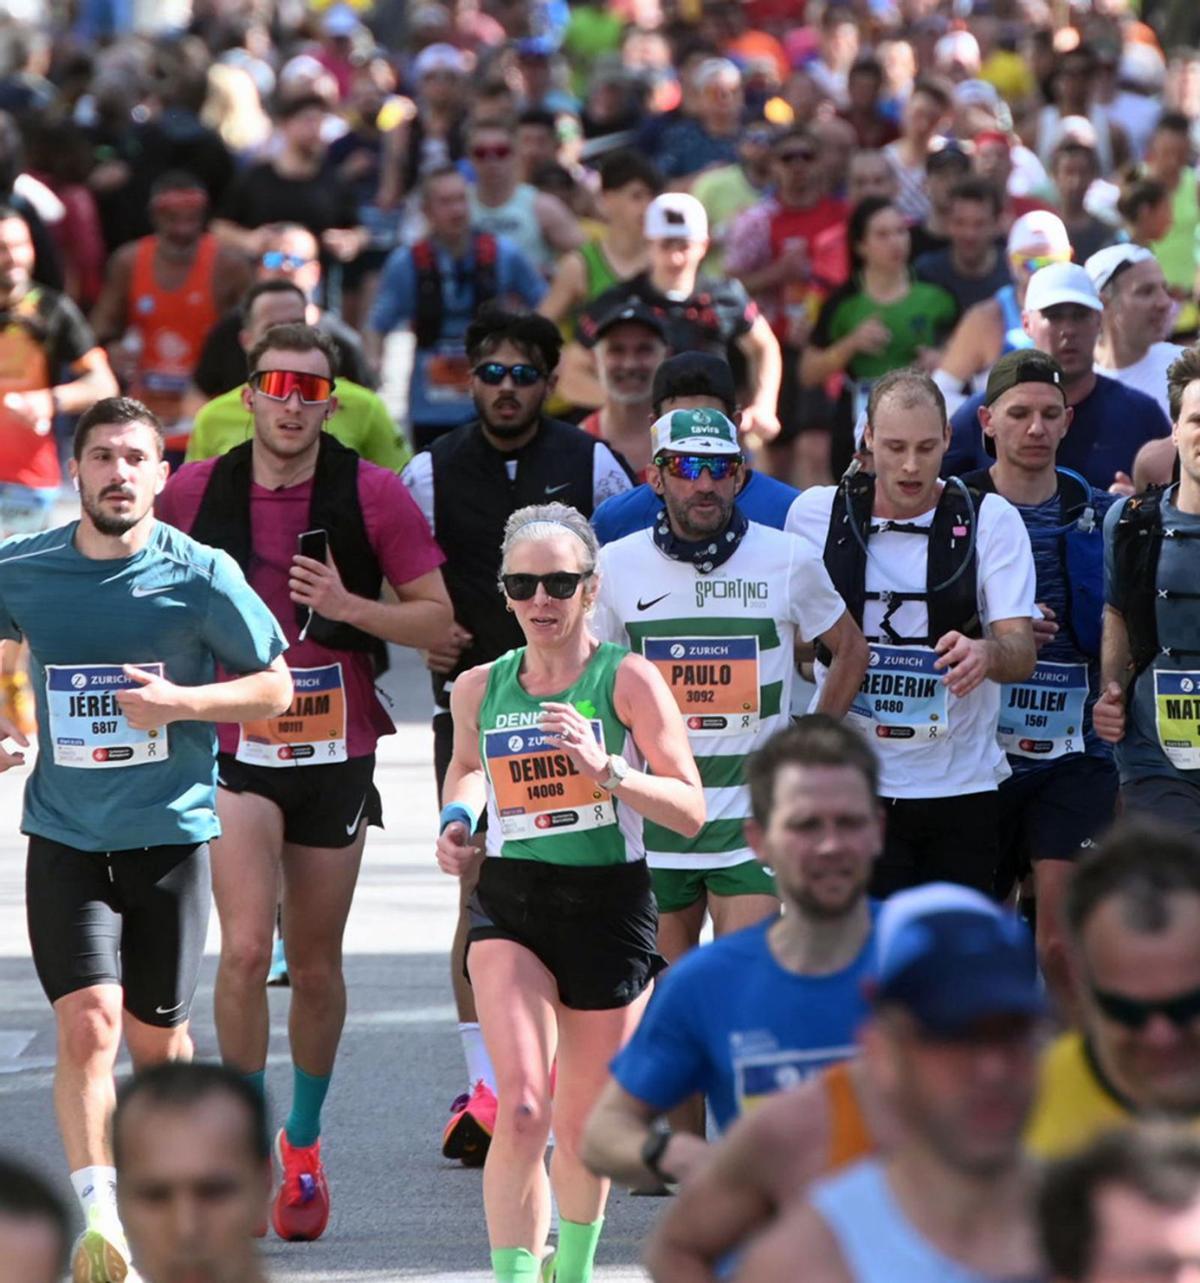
[594,408,868,961]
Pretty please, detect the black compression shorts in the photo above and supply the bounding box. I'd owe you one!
[26,838,211,1026]
[216,752,382,849]
[467,857,665,1010]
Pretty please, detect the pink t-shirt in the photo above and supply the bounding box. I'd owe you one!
[158,457,445,758]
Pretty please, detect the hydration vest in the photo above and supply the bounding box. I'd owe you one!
[411,233,499,349]
[964,467,1104,658]
[816,471,981,665]
[190,433,385,660]
[1110,485,1200,675]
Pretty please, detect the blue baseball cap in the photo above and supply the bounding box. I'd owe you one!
[873,884,1045,1037]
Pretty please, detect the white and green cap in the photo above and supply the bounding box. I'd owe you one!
[650,408,741,457]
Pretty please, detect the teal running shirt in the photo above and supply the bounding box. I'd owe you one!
[0,520,286,851]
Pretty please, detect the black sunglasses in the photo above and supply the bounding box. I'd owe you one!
[1091,983,1200,1030]
[502,572,588,601]
[474,362,545,387]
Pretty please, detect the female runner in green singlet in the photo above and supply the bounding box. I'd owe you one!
[436,502,704,1283]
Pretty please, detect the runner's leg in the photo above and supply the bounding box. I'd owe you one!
[52,985,124,1171]
[122,1015,193,1070]
[212,790,284,1073]
[1032,858,1075,1013]
[469,938,558,1255]
[655,898,708,964]
[708,893,780,938]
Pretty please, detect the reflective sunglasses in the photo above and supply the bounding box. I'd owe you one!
[1091,983,1200,1030]
[473,361,545,387]
[471,143,512,162]
[251,369,335,404]
[1013,253,1069,274]
[261,251,313,271]
[655,454,742,481]
[502,572,588,600]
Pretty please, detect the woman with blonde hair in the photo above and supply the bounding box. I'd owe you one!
[201,63,272,161]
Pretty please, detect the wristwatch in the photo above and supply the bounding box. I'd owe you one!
[641,1119,675,1184]
[600,753,630,791]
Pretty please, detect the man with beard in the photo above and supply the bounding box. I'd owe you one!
[2,396,289,1283]
[581,716,881,1189]
[578,299,669,480]
[400,304,632,1162]
[732,884,1045,1283]
[114,1062,272,1283]
[89,171,251,460]
[592,408,867,979]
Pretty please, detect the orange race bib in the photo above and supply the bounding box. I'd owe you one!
[237,664,347,766]
[484,721,615,840]
[644,636,760,737]
[422,350,472,403]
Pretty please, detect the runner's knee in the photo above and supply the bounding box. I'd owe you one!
[56,991,122,1066]
[221,933,275,986]
[496,1086,553,1148]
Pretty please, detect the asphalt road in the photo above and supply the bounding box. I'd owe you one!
[0,643,661,1281]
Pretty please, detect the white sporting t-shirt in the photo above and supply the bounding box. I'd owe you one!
[787,485,1036,799]
[594,521,846,869]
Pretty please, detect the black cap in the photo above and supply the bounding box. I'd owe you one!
[981,349,1067,456]
[651,351,738,416]
[589,298,669,346]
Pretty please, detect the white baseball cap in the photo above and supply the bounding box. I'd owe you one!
[414,42,469,78]
[645,193,708,243]
[1085,243,1155,295]
[1007,210,1071,258]
[1024,261,1103,315]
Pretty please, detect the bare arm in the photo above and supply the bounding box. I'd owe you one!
[736,315,783,442]
[436,667,492,874]
[56,348,119,413]
[800,327,870,388]
[732,1204,854,1283]
[555,340,605,409]
[89,243,134,345]
[210,219,269,258]
[117,654,293,728]
[939,300,1001,383]
[536,191,586,256]
[213,246,253,314]
[537,250,588,325]
[1094,605,1131,744]
[582,1080,710,1187]
[288,559,454,650]
[933,615,1035,699]
[813,611,869,718]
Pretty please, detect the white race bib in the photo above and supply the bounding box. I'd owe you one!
[849,645,949,742]
[998,661,1088,760]
[46,663,169,768]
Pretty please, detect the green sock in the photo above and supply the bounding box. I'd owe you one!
[284,1066,331,1148]
[553,1218,603,1283]
[490,1247,541,1283]
[243,1070,266,1105]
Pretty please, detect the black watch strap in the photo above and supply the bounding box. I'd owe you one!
[641,1122,674,1183]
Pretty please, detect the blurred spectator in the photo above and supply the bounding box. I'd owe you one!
[915,177,1012,313]
[200,63,273,162]
[188,222,371,407]
[973,130,1055,232]
[649,57,746,183]
[933,30,982,84]
[313,4,369,102]
[806,7,859,108]
[883,79,953,223]
[809,151,899,290]
[381,43,470,205]
[516,108,561,185]
[908,141,970,260]
[1117,169,1173,249]
[0,1154,69,1283]
[691,122,776,276]
[1113,44,1166,162]
[466,116,584,276]
[1143,113,1200,338]
[579,61,644,143]
[0,111,61,292]
[370,165,547,450]
[213,93,367,268]
[514,36,579,115]
[837,57,898,152]
[1050,140,1118,265]
[1036,47,1130,177]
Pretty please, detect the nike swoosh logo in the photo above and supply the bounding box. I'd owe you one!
[155,1000,185,1015]
[637,593,670,611]
[345,795,367,836]
[545,482,571,495]
[130,585,174,598]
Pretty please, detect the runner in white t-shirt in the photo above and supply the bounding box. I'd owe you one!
[787,368,1036,895]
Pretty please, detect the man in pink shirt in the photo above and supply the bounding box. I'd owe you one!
[157,321,452,1242]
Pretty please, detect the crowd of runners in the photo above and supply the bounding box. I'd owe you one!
[4,0,1200,1280]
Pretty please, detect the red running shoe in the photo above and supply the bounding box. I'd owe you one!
[441,1079,497,1167]
[272,1129,330,1241]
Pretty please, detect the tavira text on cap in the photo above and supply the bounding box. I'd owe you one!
[651,408,741,457]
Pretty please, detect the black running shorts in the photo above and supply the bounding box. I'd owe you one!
[467,857,665,1011]
[216,752,382,849]
[26,838,211,1026]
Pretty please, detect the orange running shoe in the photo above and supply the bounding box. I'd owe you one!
[272,1129,330,1241]
[441,1079,497,1167]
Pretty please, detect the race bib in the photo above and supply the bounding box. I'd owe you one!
[237,664,347,766]
[735,1045,858,1115]
[421,347,472,404]
[998,662,1088,760]
[644,636,760,737]
[45,663,169,768]
[850,645,948,741]
[485,721,614,840]
[1154,670,1200,770]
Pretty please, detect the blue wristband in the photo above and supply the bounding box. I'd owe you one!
[440,802,477,835]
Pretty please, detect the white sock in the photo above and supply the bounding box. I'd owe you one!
[70,1166,118,1223]
[458,1021,496,1091]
